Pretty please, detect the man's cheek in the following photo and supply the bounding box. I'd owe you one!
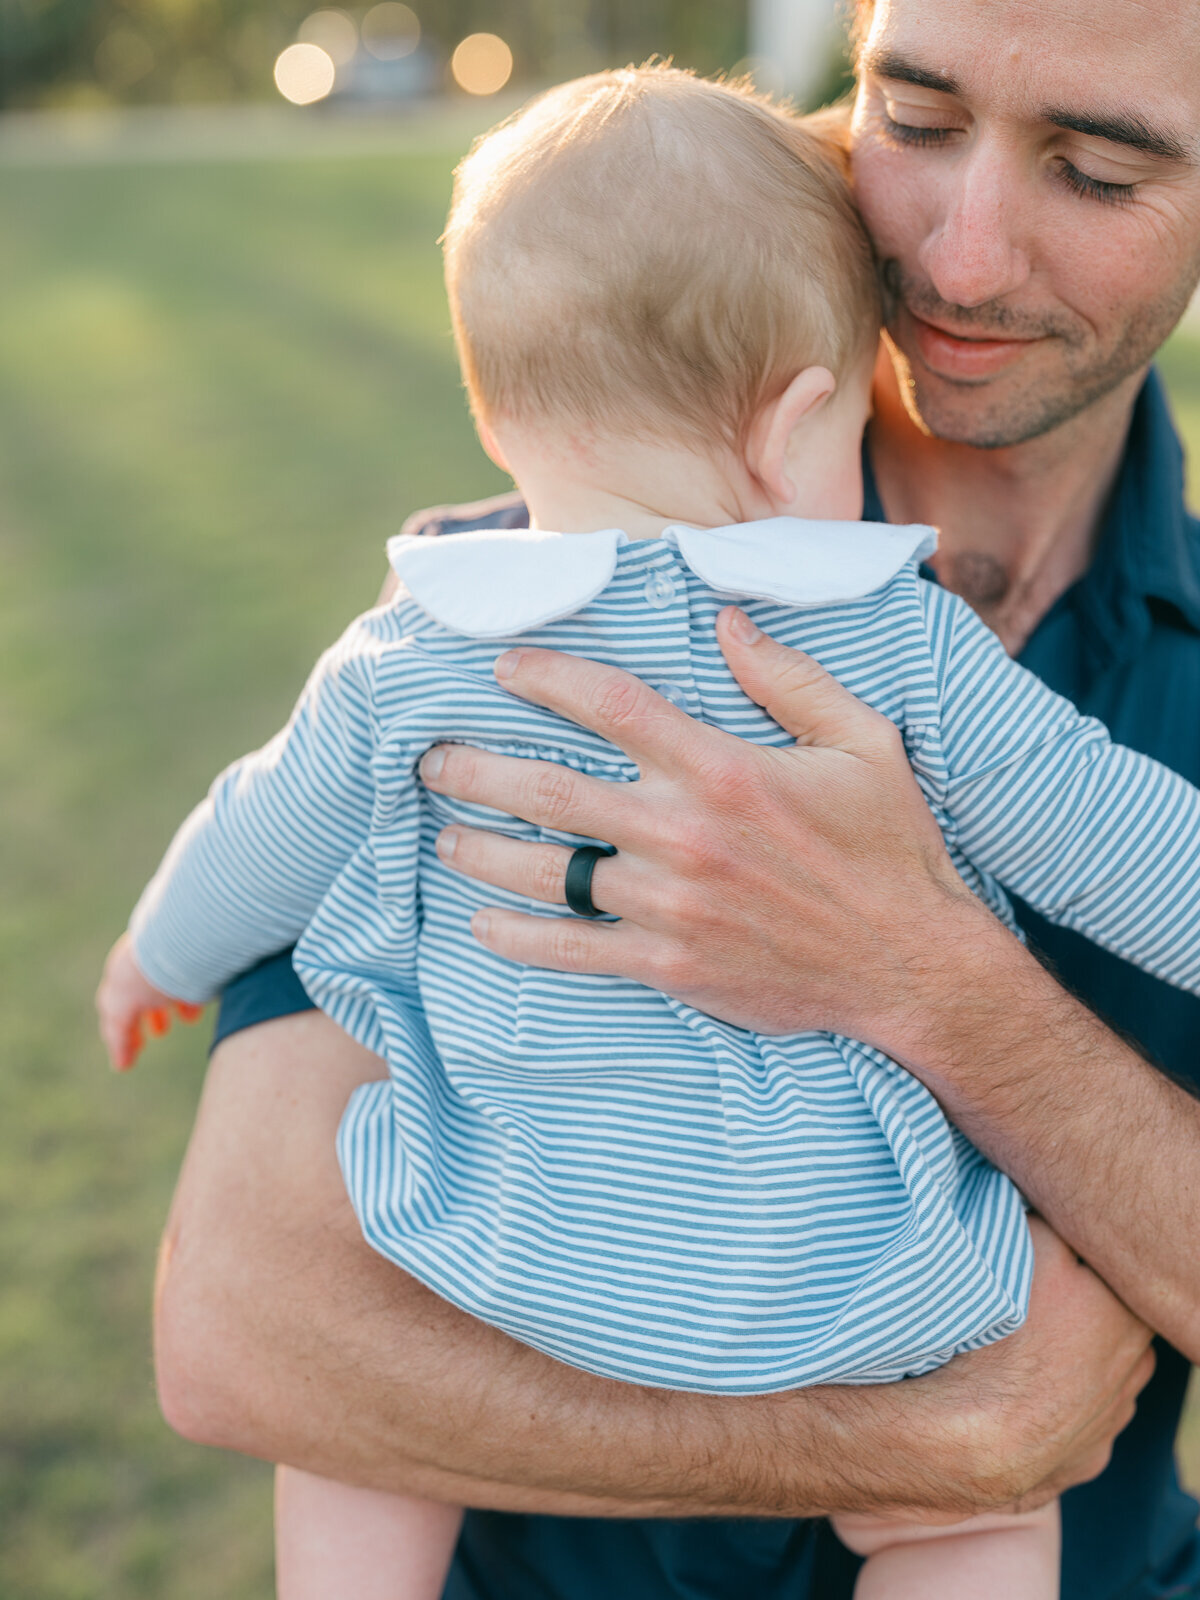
[1044,244,1148,352]
[851,143,932,263]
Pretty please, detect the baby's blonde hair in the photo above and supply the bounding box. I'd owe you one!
[444,63,880,452]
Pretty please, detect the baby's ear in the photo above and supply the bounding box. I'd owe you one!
[746,368,838,507]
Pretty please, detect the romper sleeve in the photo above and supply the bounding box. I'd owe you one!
[925,584,1200,995]
[128,617,386,1003]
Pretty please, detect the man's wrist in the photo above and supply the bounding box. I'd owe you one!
[863,881,1050,1106]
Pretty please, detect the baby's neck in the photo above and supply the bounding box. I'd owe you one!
[524,495,708,540]
[501,428,770,540]
[520,479,749,541]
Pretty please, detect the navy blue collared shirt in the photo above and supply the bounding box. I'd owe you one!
[215,371,1200,1599]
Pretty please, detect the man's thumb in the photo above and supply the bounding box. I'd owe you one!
[716,607,886,750]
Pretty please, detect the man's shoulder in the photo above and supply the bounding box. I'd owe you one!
[399,490,528,541]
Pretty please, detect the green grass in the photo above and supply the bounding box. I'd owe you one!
[1,128,1198,1598]
[0,136,508,1600]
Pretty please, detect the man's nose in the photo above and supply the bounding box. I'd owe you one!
[917,145,1032,310]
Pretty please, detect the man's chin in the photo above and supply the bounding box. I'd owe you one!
[893,353,1107,451]
[902,387,1055,450]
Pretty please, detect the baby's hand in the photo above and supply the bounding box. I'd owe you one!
[95,933,203,1071]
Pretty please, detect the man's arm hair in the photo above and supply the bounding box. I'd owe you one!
[892,916,1200,1363]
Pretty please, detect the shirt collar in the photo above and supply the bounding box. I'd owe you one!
[1097,368,1200,636]
[387,517,938,639]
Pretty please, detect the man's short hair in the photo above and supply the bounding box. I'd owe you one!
[444,64,881,450]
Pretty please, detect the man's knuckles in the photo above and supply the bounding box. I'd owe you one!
[686,746,767,813]
[860,715,909,767]
[643,939,700,996]
[591,672,658,735]
[526,765,583,829]
[532,847,571,904]
[657,816,736,883]
[546,921,607,972]
[648,876,714,936]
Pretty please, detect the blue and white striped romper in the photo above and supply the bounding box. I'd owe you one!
[131,518,1200,1393]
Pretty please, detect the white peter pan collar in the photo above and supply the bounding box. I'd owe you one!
[386,517,938,640]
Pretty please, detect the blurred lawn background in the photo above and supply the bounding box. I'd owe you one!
[2,100,1200,1600]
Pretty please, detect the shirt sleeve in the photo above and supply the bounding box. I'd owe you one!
[927,584,1200,995]
[128,619,383,1003]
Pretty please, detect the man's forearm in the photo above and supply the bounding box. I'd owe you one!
[881,889,1200,1361]
[387,1234,1149,1522]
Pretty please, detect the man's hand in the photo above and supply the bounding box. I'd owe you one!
[421,609,1200,1356]
[862,1218,1154,1519]
[423,606,985,1046]
[96,932,202,1070]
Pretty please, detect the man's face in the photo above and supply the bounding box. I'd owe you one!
[850,0,1200,448]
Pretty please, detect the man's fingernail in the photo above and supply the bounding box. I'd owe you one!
[728,608,762,644]
[437,828,459,862]
[494,650,523,681]
[472,911,491,940]
[421,748,446,781]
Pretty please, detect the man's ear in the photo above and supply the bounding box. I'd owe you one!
[746,367,838,507]
[476,414,512,474]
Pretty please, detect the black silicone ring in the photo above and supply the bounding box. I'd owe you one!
[564,845,617,918]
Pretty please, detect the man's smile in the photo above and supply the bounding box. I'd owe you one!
[904,308,1046,381]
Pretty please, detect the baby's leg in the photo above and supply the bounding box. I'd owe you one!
[832,1499,1060,1600]
[275,1465,462,1600]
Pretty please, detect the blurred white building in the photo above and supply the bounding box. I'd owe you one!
[748,0,843,102]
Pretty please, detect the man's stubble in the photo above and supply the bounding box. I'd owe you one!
[880,256,1200,451]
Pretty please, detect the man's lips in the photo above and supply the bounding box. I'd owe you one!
[906,310,1044,380]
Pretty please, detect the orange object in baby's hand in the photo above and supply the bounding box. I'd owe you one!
[95,933,203,1071]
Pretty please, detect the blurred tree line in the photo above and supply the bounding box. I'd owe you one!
[0,0,749,109]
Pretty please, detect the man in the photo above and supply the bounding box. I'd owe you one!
[154,1,1200,1595]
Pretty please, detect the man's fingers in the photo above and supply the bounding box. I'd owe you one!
[440,827,572,904]
[1060,1342,1154,1495]
[439,827,626,913]
[716,608,897,754]
[492,648,696,771]
[471,906,642,979]
[421,744,638,845]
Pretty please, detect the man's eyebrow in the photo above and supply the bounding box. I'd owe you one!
[862,50,1192,166]
[1043,109,1191,164]
[859,49,960,98]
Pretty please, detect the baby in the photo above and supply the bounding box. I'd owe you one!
[97,67,1200,1600]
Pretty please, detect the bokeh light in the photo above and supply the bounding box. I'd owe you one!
[450,33,513,96]
[297,9,359,68]
[273,42,336,104]
[362,3,421,61]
